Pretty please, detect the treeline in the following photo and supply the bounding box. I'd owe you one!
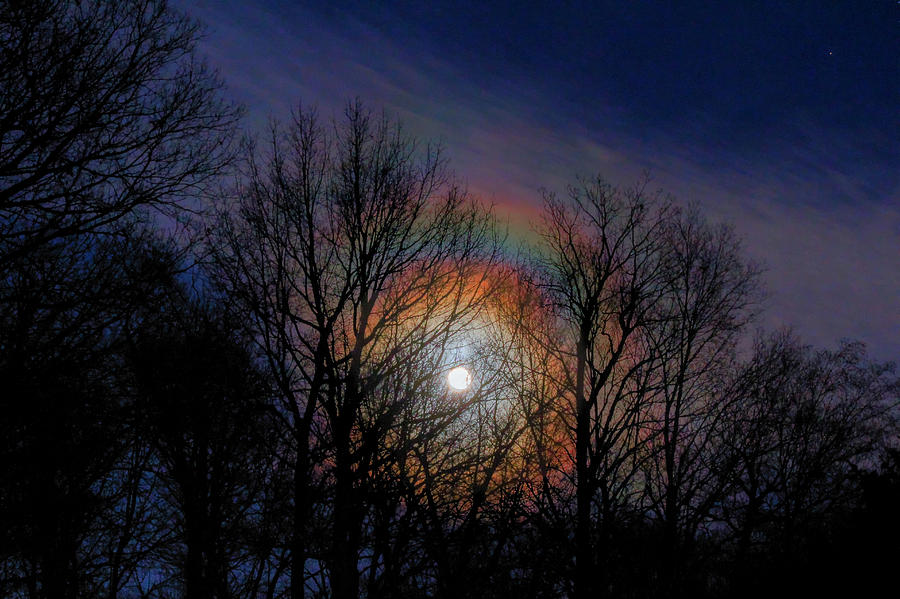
[1,2,898,599]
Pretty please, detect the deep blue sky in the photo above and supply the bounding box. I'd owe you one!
[181,0,899,361]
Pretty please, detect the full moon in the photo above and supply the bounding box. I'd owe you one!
[447,366,472,391]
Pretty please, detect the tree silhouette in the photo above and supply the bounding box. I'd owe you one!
[127,288,277,599]
[537,177,673,599]
[1,5,897,592]
[718,332,898,596]
[0,2,238,597]
[640,205,760,594]
[210,102,501,599]
[0,234,181,599]
[0,0,238,272]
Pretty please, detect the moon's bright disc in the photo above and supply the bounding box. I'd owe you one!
[447,366,472,391]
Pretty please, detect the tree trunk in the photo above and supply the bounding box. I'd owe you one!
[662,424,680,596]
[332,423,359,599]
[291,444,309,599]
[574,332,593,599]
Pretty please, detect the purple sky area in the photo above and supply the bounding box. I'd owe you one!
[180,0,899,362]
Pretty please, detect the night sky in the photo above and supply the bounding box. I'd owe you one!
[181,0,899,361]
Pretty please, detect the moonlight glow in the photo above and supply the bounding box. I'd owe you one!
[447,366,472,391]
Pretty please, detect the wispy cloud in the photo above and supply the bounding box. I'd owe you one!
[185,0,899,361]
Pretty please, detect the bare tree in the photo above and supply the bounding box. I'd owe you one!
[126,290,277,599]
[210,101,500,599]
[0,4,240,595]
[639,205,760,593]
[537,176,672,599]
[720,332,898,578]
[0,232,183,599]
[0,0,239,271]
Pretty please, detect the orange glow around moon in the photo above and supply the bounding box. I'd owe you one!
[447,366,471,391]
